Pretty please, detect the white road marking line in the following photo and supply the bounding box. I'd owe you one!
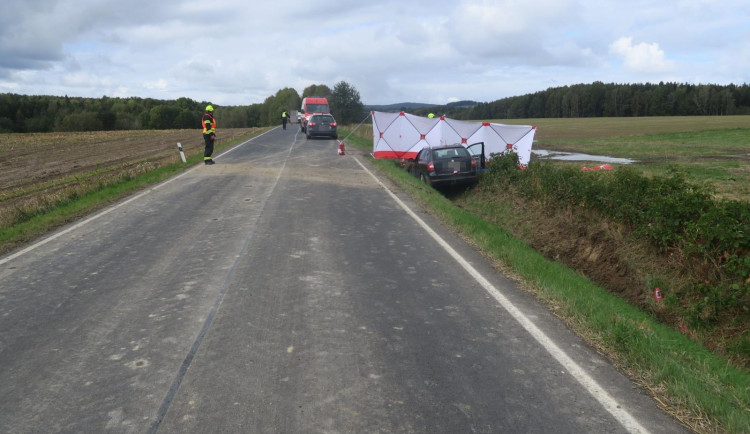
[352,156,651,434]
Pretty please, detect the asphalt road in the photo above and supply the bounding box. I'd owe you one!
[0,126,688,433]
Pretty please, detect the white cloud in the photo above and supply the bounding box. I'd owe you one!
[609,37,675,73]
[0,0,747,105]
[145,79,169,91]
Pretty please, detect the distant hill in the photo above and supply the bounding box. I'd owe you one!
[365,100,479,119]
[366,100,479,113]
[446,100,479,108]
[365,102,433,112]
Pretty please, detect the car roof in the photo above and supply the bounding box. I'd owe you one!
[430,144,465,150]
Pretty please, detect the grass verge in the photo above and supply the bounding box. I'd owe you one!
[341,127,750,434]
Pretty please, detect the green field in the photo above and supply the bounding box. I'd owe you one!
[500,116,750,201]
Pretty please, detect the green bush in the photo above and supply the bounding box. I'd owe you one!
[484,153,750,329]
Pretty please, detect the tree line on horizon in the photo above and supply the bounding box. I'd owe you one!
[1,81,748,134]
[411,82,750,120]
[0,81,365,134]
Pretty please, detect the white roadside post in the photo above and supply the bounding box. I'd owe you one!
[177,142,187,163]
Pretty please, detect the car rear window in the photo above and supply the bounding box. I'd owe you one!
[433,147,469,159]
[312,115,334,122]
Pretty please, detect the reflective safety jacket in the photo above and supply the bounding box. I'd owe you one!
[282,111,287,118]
[202,113,216,134]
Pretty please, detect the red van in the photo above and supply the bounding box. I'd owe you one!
[299,96,330,133]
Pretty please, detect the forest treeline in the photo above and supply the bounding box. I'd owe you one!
[1,81,748,133]
[0,81,364,133]
[412,82,750,120]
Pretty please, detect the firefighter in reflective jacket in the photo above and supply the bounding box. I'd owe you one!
[202,105,216,165]
[281,111,288,130]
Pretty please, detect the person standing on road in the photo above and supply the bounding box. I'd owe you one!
[282,110,288,130]
[202,105,216,165]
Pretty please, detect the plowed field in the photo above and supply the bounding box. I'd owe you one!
[0,128,261,228]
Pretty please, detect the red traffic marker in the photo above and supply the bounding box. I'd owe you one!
[653,287,664,301]
[338,142,345,156]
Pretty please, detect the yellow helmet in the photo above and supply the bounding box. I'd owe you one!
[205,104,214,112]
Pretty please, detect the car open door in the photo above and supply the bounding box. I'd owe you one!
[467,142,486,172]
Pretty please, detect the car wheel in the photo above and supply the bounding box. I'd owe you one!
[420,172,430,186]
[332,134,338,140]
[306,132,310,139]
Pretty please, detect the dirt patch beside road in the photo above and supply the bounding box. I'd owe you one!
[458,186,687,322]
[0,128,261,235]
[0,128,258,194]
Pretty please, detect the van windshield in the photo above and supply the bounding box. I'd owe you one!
[305,104,329,113]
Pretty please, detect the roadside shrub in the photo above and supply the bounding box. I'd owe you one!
[490,158,749,330]
[483,152,524,182]
[683,199,750,327]
[688,199,750,273]
[482,152,543,199]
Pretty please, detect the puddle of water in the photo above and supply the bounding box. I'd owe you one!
[532,150,637,164]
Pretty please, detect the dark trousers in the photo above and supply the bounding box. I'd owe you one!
[282,118,287,129]
[203,134,214,158]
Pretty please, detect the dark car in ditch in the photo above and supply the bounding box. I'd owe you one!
[406,143,484,188]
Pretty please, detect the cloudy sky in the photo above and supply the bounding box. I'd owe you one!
[1,0,748,106]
